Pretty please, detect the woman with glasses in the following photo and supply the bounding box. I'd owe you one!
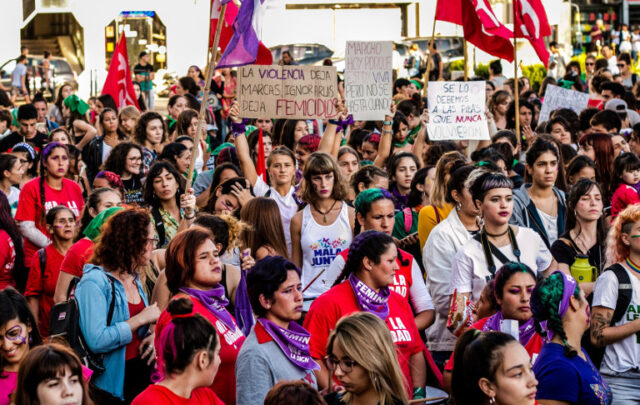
[323,312,408,405]
[236,256,318,405]
[75,209,161,403]
[155,228,245,405]
[24,206,76,338]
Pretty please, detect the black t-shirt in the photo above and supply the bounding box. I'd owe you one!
[122,176,145,205]
[133,63,154,91]
[428,52,442,80]
[0,131,48,154]
[550,232,603,273]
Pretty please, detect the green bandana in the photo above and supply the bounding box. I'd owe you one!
[354,188,385,215]
[407,123,421,144]
[83,207,124,241]
[63,94,90,115]
[211,142,234,157]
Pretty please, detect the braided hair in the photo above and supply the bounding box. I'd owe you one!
[530,272,581,357]
[333,230,394,286]
[39,142,69,226]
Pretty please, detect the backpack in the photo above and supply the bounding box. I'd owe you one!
[49,275,116,375]
[581,263,633,368]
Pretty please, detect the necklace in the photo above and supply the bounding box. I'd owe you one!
[313,199,338,224]
[625,257,640,275]
[484,227,509,237]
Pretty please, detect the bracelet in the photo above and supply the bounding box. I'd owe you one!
[383,120,393,126]
[184,212,196,220]
[382,129,393,135]
[328,119,340,125]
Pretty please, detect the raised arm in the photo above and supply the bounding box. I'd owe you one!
[229,103,258,186]
[318,101,346,158]
[373,102,396,168]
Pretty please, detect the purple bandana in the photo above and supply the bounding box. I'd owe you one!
[348,273,390,320]
[540,271,577,342]
[483,310,536,347]
[180,285,236,331]
[258,318,320,371]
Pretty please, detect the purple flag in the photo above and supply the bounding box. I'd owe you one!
[217,0,264,68]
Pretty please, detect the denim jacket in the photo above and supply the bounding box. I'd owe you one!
[76,264,149,399]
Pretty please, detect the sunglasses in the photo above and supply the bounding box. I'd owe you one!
[585,62,595,66]
[617,64,626,68]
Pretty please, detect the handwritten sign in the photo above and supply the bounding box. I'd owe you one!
[344,41,393,120]
[538,85,589,123]
[426,81,490,141]
[237,65,338,119]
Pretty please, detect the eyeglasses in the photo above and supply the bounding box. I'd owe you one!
[146,236,159,247]
[325,356,358,373]
[617,64,626,68]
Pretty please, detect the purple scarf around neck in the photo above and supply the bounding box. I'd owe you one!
[482,310,536,347]
[348,273,390,320]
[258,318,320,371]
[179,285,236,331]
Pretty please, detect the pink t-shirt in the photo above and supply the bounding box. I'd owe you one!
[0,371,17,405]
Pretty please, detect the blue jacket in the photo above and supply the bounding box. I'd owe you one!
[76,264,149,399]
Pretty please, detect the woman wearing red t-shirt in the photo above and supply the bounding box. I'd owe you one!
[133,297,224,405]
[25,205,75,337]
[53,187,122,303]
[304,230,426,401]
[0,192,25,291]
[444,262,544,389]
[155,228,245,405]
[15,142,83,269]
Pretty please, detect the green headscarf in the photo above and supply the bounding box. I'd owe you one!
[63,94,90,115]
[83,206,124,242]
[211,142,234,157]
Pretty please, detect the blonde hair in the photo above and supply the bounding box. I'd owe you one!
[118,106,141,136]
[327,312,408,405]
[606,204,640,266]
[430,151,467,208]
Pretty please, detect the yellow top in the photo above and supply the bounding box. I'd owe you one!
[418,203,453,250]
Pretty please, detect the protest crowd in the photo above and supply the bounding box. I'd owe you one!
[4,0,640,404]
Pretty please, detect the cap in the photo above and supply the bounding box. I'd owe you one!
[604,98,628,113]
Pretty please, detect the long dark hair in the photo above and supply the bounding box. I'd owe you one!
[407,167,431,208]
[143,161,185,209]
[0,193,26,291]
[565,179,606,269]
[98,108,127,139]
[451,330,517,405]
[102,142,144,177]
[578,132,614,195]
[279,120,305,150]
[0,288,42,375]
[524,136,567,192]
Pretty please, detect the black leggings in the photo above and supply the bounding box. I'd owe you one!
[123,356,153,403]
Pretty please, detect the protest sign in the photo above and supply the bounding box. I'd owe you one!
[237,65,338,119]
[344,41,393,120]
[538,85,589,123]
[426,81,490,141]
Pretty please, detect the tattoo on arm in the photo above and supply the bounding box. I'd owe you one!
[591,311,612,347]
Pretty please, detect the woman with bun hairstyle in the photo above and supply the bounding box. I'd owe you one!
[531,271,612,405]
[304,231,427,400]
[326,188,435,331]
[451,330,538,405]
[155,228,245,405]
[13,343,93,405]
[236,256,318,405]
[133,297,224,405]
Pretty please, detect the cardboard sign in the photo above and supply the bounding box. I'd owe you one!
[237,65,338,119]
[538,85,589,123]
[426,81,490,141]
[344,41,393,120]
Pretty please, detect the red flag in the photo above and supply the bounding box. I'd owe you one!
[435,0,462,25]
[210,0,272,65]
[514,0,552,67]
[101,35,139,110]
[434,0,514,62]
[462,0,514,62]
[256,128,267,182]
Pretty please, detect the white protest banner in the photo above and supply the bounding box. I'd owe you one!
[426,81,490,141]
[538,85,589,123]
[237,65,338,120]
[344,41,393,120]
